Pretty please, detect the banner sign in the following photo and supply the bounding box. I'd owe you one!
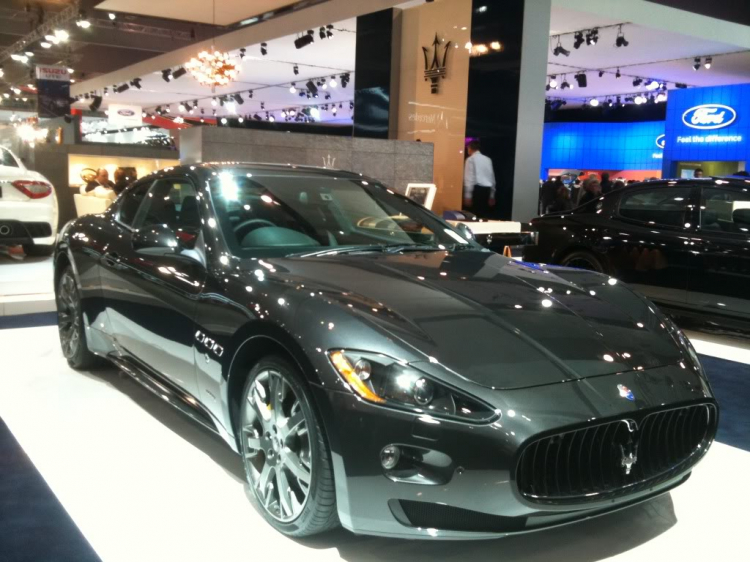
[35,65,70,118]
[108,104,143,128]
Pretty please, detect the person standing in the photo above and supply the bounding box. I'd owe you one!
[578,179,602,207]
[463,140,496,219]
[540,175,558,215]
[600,172,613,194]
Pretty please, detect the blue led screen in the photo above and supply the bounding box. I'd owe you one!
[541,121,665,174]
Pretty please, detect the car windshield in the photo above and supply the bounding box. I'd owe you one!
[209,168,476,257]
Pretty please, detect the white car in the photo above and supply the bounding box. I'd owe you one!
[0,146,58,255]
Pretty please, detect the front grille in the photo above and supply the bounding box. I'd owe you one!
[516,403,716,504]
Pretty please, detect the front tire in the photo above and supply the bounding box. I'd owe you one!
[560,250,606,273]
[239,355,338,537]
[56,265,100,369]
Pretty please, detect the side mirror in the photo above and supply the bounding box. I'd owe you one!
[133,224,179,255]
[456,222,474,241]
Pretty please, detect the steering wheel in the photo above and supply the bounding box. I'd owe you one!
[233,218,276,241]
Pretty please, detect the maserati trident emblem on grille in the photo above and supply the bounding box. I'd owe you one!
[619,439,639,475]
[617,383,635,401]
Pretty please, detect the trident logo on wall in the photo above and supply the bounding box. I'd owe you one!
[322,154,336,168]
[423,33,451,94]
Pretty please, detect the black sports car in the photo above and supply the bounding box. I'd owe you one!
[524,177,750,332]
[54,163,717,539]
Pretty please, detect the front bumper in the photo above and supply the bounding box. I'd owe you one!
[312,364,716,539]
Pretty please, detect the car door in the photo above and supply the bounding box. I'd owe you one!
[100,176,206,396]
[604,184,698,307]
[688,184,750,326]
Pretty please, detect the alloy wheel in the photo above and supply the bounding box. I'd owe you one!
[57,270,81,359]
[241,369,312,522]
[564,256,600,272]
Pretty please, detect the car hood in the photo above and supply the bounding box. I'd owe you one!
[263,251,684,390]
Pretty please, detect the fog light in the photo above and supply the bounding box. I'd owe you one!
[381,445,401,470]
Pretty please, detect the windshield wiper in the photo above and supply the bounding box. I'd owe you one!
[292,243,443,258]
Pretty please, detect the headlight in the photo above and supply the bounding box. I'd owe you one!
[328,350,496,422]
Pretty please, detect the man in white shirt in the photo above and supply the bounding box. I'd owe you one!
[463,140,496,218]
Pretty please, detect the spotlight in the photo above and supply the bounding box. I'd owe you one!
[41,42,51,49]
[574,72,588,88]
[178,103,186,112]
[260,102,265,110]
[248,90,253,98]
[115,83,129,93]
[693,57,701,71]
[549,76,558,88]
[560,80,570,90]
[326,24,334,38]
[290,83,297,93]
[234,93,244,104]
[634,94,646,105]
[615,25,629,47]
[269,114,275,122]
[226,101,236,114]
[573,32,584,49]
[632,77,643,87]
[329,76,337,88]
[332,105,337,115]
[109,13,116,20]
[162,69,172,82]
[294,32,314,49]
[607,98,614,107]
[552,37,570,57]
[675,83,688,89]
[645,79,660,90]
[293,64,299,75]
[656,92,667,103]
[239,48,246,59]
[319,27,326,40]
[211,97,218,106]
[306,80,319,96]
[589,98,600,107]
[171,67,187,80]
[89,96,102,111]
[310,107,320,120]
[221,117,228,125]
[76,12,91,28]
[130,78,142,89]
[586,28,598,45]
[324,93,331,100]
[598,70,604,78]
[253,114,262,120]
[260,42,268,55]
[341,73,350,88]
[615,68,621,79]
[54,30,69,42]
[704,56,712,69]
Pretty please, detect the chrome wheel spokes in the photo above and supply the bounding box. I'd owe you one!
[241,369,312,522]
[57,271,81,358]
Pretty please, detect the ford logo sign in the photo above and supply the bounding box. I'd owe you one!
[655,134,665,149]
[117,109,135,116]
[682,104,737,130]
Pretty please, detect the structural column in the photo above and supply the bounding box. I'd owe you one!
[465,0,551,221]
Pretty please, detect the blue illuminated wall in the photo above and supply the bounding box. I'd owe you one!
[541,121,665,174]
[663,83,750,175]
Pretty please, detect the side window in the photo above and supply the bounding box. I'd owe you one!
[700,187,750,235]
[134,179,199,230]
[117,181,153,227]
[619,187,693,228]
[0,149,19,168]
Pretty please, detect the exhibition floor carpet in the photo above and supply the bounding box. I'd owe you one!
[0,323,749,562]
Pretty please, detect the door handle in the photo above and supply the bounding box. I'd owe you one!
[102,251,122,268]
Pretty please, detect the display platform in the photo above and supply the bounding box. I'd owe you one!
[0,255,55,316]
[0,320,748,561]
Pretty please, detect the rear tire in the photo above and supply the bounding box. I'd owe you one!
[560,250,606,273]
[56,265,100,369]
[23,244,54,257]
[239,355,338,537]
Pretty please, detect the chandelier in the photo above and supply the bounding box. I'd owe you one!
[186,50,239,87]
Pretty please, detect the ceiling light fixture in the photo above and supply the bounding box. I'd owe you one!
[552,36,570,57]
[294,30,315,49]
[290,82,297,93]
[615,68,621,79]
[293,64,299,75]
[549,76,558,88]
[260,42,267,56]
[76,12,91,28]
[574,72,588,88]
[615,25,629,47]
[40,41,51,49]
[573,31,584,49]
[645,79,660,90]
[589,98,600,107]
[704,56,712,69]
[693,57,701,71]
[185,0,239,88]
[585,28,598,45]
